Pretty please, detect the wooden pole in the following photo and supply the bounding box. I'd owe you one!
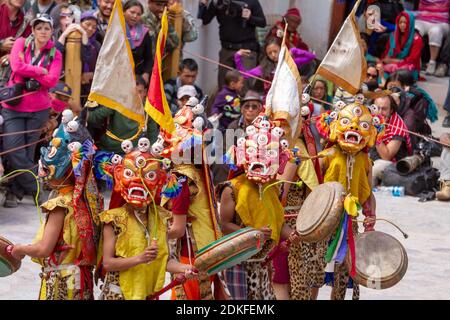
[163,3,184,81]
[64,31,82,113]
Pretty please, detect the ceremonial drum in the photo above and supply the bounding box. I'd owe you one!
[350,231,408,290]
[296,182,345,243]
[194,227,264,276]
[0,236,21,277]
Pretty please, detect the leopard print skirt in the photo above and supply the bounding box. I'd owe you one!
[243,241,276,301]
[285,184,328,300]
[39,265,93,300]
[98,271,125,300]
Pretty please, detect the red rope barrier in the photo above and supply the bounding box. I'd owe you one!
[0,128,45,137]
[0,91,38,104]
[0,137,48,157]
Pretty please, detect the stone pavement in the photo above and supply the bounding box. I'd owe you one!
[0,74,449,300]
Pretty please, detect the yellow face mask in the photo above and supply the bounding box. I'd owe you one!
[329,103,379,154]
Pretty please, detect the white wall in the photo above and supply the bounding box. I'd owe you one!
[181,0,334,94]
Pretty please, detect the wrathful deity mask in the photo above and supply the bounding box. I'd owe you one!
[228,115,291,184]
[317,101,385,155]
[39,110,93,181]
[113,148,169,208]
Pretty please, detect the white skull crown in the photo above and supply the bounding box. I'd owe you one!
[121,140,133,154]
[138,137,151,153]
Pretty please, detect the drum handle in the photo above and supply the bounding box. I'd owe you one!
[353,218,409,239]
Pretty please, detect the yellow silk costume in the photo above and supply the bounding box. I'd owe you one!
[294,139,319,191]
[229,174,285,244]
[33,193,91,300]
[323,145,372,204]
[99,205,170,300]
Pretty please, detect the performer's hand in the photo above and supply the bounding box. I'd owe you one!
[259,226,272,241]
[363,216,376,232]
[138,245,158,264]
[288,230,301,245]
[184,266,199,280]
[10,245,25,260]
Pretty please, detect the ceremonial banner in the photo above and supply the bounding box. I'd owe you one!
[145,8,175,134]
[316,0,366,95]
[88,0,144,125]
[265,44,302,143]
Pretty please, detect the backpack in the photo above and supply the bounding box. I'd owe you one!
[0,37,57,88]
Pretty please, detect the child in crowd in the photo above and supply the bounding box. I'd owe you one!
[210,70,244,132]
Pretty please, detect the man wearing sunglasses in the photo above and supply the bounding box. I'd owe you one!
[228,90,262,132]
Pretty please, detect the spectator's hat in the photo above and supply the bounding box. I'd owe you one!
[284,8,301,22]
[177,85,197,99]
[31,13,54,28]
[241,90,262,104]
[50,83,73,98]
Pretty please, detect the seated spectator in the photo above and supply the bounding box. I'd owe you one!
[79,11,101,104]
[92,0,113,43]
[380,11,423,79]
[168,0,198,48]
[234,38,315,99]
[384,69,438,126]
[177,85,197,110]
[436,133,450,201]
[142,0,179,58]
[210,70,244,132]
[53,4,89,71]
[123,0,153,84]
[87,76,159,154]
[50,1,81,29]
[310,76,332,114]
[228,90,262,132]
[364,1,404,58]
[383,70,432,146]
[0,0,31,56]
[414,0,450,75]
[267,7,309,51]
[364,62,381,91]
[371,95,413,186]
[164,58,204,115]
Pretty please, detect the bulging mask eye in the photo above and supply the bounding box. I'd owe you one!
[359,121,370,131]
[123,168,134,179]
[340,118,351,126]
[246,147,257,155]
[145,171,157,181]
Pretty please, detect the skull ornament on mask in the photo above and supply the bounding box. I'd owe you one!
[234,115,290,184]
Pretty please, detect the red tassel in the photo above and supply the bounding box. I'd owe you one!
[348,218,356,278]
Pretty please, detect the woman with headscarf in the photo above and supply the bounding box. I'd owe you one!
[123,0,153,84]
[381,11,423,79]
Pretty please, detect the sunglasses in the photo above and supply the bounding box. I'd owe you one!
[60,12,74,17]
[243,103,260,110]
[367,72,378,79]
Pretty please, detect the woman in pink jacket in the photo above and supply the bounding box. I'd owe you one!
[2,13,62,208]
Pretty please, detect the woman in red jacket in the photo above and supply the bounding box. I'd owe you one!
[381,11,423,80]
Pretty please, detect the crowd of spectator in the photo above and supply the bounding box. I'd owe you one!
[0,0,449,208]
